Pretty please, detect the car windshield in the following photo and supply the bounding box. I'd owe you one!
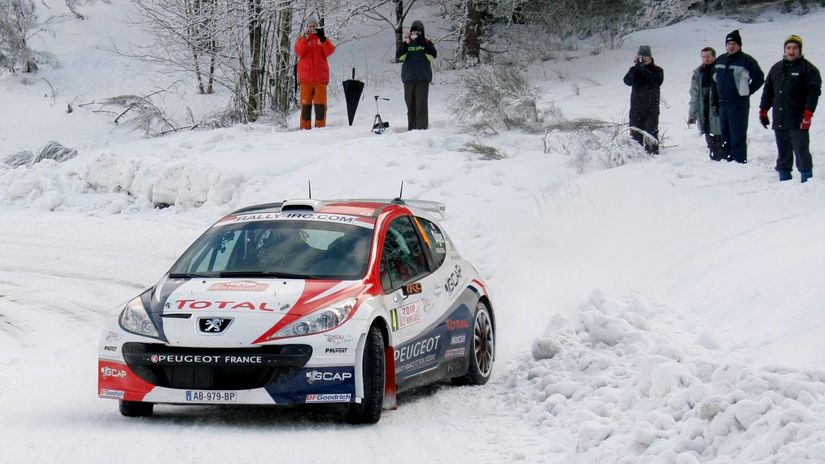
[169,220,373,280]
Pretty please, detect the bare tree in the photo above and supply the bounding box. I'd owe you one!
[0,0,39,72]
[339,0,418,58]
[130,0,220,94]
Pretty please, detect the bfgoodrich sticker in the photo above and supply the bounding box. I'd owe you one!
[305,393,351,403]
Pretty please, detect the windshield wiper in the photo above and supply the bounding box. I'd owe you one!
[168,272,216,279]
[218,271,322,280]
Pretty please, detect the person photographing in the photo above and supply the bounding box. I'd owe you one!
[396,20,437,130]
[623,46,664,154]
[294,18,336,130]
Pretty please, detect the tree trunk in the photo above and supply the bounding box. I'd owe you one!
[247,0,263,121]
[271,5,294,123]
[393,0,404,61]
[461,0,482,63]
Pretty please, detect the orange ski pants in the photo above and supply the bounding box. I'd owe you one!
[299,82,328,129]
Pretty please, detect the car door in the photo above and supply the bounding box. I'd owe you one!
[380,216,444,377]
[413,216,473,367]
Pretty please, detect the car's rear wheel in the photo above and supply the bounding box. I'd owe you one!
[345,326,385,424]
[453,300,495,386]
[119,400,154,417]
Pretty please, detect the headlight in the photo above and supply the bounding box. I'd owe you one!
[119,297,160,338]
[269,298,355,339]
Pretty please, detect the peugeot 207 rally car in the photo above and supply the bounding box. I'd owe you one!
[99,198,495,423]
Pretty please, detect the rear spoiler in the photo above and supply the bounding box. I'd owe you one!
[397,199,446,217]
[334,198,447,218]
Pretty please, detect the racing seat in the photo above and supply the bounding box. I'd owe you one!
[258,230,315,273]
[314,235,370,276]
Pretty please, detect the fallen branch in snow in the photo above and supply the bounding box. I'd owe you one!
[459,142,508,160]
[2,141,77,168]
[543,118,617,133]
[96,89,177,136]
[40,77,56,105]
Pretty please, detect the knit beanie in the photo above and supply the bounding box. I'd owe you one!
[784,34,803,50]
[637,45,652,57]
[725,29,742,46]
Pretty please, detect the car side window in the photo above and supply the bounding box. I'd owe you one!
[414,217,447,269]
[381,216,429,291]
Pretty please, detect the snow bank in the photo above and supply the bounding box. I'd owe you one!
[0,152,246,212]
[503,291,825,463]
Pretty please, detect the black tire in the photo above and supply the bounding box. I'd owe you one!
[345,326,385,424]
[453,300,495,386]
[119,400,154,417]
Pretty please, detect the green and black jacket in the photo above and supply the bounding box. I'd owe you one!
[396,37,437,84]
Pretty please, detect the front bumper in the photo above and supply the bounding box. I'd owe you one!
[99,335,360,405]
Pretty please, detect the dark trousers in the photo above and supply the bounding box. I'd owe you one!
[719,99,749,162]
[404,82,430,130]
[775,129,812,173]
[706,133,725,160]
[629,111,659,154]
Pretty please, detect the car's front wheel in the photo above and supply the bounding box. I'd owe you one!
[119,400,154,417]
[453,300,495,385]
[345,326,385,424]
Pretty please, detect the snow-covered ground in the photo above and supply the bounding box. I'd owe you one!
[2,3,825,463]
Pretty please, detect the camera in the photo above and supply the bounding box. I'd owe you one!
[636,55,643,64]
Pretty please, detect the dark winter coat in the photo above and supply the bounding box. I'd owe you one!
[713,50,764,102]
[759,56,822,130]
[623,60,664,117]
[689,63,721,135]
[396,22,437,84]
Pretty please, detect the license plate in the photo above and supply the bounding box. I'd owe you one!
[184,390,238,403]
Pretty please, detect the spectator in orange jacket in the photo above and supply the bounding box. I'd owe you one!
[294,18,336,130]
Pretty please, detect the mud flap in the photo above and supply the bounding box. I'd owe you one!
[383,345,397,410]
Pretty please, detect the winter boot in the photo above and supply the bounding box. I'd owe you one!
[801,171,813,183]
[778,170,793,181]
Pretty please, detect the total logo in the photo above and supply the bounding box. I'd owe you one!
[175,299,279,311]
[100,366,127,379]
[305,370,353,384]
[446,319,469,331]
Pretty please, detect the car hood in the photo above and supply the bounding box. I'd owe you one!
[147,276,365,347]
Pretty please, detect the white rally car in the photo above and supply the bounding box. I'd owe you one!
[99,199,495,423]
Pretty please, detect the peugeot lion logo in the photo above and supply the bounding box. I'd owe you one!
[198,317,232,334]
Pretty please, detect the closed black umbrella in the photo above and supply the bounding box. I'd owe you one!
[342,68,364,126]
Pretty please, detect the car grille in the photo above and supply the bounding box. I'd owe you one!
[122,343,312,390]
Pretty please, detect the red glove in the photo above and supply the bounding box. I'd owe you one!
[759,109,770,129]
[801,110,813,131]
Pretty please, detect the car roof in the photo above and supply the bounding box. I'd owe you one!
[228,199,445,222]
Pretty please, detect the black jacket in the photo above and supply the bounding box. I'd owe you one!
[396,27,437,84]
[623,60,664,116]
[713,50,764,102]
[759,56,822,130]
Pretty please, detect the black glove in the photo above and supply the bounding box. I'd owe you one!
[316,28,326,42]
[687,118,696,126]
